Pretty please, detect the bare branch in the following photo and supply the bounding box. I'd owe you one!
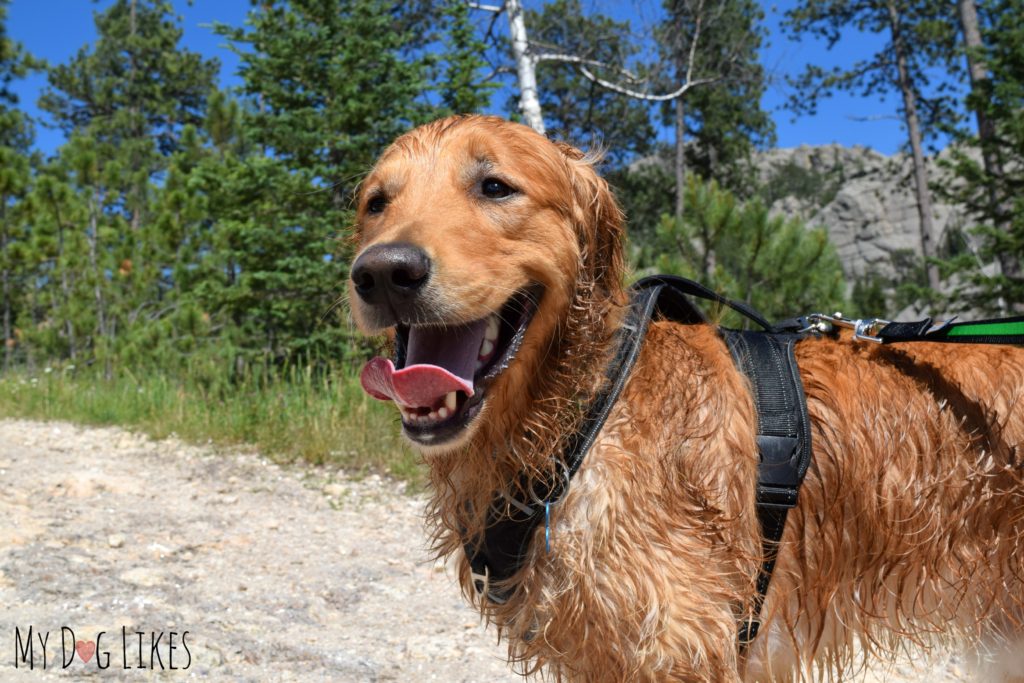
[579,64,721,101]
[468,1,504,12]
[478,64,515,83]
[682,0,707,89]
[481,4,504,45]
[846,113,902,122]
[548,0,728,104]
[534,53,644,84]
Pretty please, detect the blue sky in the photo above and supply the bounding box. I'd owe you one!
[7,0,917,156]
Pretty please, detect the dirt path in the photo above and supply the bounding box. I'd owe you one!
[0,419,967,681]
[0,419,517,681]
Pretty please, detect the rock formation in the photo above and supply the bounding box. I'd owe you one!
[758,144,965,290]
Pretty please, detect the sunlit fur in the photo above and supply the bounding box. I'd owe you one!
[350,115,1024,682]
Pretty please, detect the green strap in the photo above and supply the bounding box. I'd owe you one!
[878,314,1024,344]
[946,319,1024,338]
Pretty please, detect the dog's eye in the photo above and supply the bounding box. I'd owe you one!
[481,177,515,199]
[366,194,388,214]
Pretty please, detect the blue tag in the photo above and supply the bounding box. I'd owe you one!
[545,501,551,554]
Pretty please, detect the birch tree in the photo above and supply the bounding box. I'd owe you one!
[518,0,655,165]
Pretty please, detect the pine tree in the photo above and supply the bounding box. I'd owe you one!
[216,0,435,209]
[651,175,847,322]
[941,0,1024,313]
[37,0,218,371]
[439,0,495,115]
[22,160,93,363]
[0,0,36,370]
[784,0,961,293]
[209,0,441,363]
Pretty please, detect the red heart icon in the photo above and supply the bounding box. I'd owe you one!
[75,639,95,663]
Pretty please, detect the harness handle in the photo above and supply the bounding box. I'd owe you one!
[633,275,777,332]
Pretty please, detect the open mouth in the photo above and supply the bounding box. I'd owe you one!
[359,285,543,445]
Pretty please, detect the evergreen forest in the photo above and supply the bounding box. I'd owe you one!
[0,0,1020,471]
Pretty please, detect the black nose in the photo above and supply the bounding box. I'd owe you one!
[351,242,431,305]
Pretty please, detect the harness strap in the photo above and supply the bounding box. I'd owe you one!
[722,331,813,644]
[465,285,662,601]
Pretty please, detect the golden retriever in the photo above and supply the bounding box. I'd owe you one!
[349,115,1024,682]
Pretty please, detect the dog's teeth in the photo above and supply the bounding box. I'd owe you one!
[445,392,457,411]
[438,407,449,419]
[485,316,499,342]
[428,411,439,421]
[480,339,494,358]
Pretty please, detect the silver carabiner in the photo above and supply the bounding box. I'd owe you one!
[803,312,890,343]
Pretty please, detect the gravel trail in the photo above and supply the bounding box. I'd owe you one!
[0,419,967,681]
[0,419,517,681]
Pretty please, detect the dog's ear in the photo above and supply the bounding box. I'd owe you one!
[555,142,626,301]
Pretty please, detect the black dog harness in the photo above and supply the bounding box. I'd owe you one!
[463,274,1024,646]
[465,275,813,644]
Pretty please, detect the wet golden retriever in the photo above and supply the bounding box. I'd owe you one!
[349,115,1024,681]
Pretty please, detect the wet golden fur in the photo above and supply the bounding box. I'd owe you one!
[350,115,1024,681]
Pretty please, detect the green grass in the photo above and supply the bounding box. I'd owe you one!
[0,362,422,484]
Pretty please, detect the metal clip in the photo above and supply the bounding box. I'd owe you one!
[852,317,890,343]
[803,312,890,344]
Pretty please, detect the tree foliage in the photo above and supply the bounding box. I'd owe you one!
[642,175,847,322]
[22,0,218,375]
[203,0,448,364]
[439,0,496,115]
[1,0,1020,383]
[939,0,1024,313]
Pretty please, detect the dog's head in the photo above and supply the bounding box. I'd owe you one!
[350,115,625,453]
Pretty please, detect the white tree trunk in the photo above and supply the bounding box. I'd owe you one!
[506,0,545,134]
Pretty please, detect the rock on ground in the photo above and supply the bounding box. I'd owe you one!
[0,419,967,681]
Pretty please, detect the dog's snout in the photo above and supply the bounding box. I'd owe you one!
[351,242,431,305]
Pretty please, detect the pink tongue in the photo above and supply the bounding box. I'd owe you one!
[360,358,474,408]
[359,319,488,409]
